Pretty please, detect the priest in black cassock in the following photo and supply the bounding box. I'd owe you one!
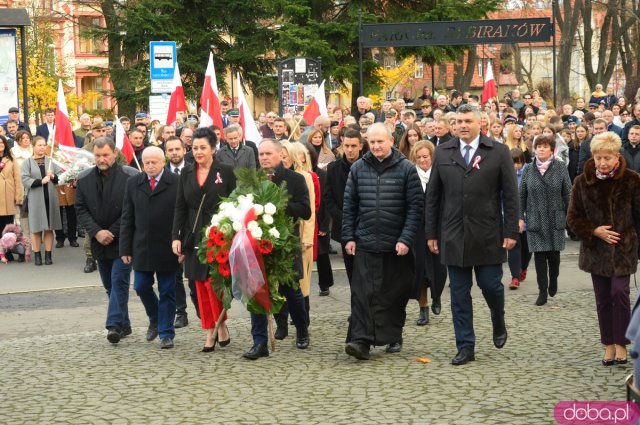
[342,123,424,360]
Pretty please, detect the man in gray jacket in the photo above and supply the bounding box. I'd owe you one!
[216,124,256,169]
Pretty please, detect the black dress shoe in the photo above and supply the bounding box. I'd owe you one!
[107,329,121,344]
[174,315,188,328]
[431,297,442,315]
[345,342,370,360]
[55,240,64,248]
[492,316,507,349]
[274,326,288,340]
[146,324,158,342]
[69,240,80,247]
[84,258,96,273]
[452,347,475,365]
[319,289,330,296]
[160,338,174,349]
[386,340,402,353]
[296,332,310,349]
[417,307,429,326]
[202,343,216,353]
[121,327,132,338]
[535,293,548,306]
[243,344,269,360]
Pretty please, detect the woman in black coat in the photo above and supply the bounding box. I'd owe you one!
[409,140,447,325]
[172,127,236,351]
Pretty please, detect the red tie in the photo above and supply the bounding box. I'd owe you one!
[150,178,156,191]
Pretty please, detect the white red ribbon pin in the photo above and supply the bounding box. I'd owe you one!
[472,156,482,170]
[215,172,223,184]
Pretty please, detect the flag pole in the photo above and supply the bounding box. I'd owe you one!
[116,115,142,172]
[47,124,56,173]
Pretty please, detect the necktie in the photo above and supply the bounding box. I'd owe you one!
[232,148,237,157]
[174,167,180,175]
[150,178,156,190]
[463,145,472,166]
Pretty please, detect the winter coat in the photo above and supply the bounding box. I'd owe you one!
[620,141,640,173]
[21,157,63,233]
[324,155,353,242]
[342,148,423,253]
[216,144,256,170]
[75,164,140,260]
[519,159,572,253]
[426,135,520,267]
[119,171,180,272]
[0,157,23,216]
[567,157,640,277]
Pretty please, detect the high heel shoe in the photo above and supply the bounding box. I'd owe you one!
[602,345,616,366]
[219,338,231,347]
[615,345,628,365]
[202,341,216,353]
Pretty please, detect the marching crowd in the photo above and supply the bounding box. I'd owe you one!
[1,84,640,370]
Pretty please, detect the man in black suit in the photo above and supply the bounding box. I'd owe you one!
[243,139,312,360]
[164,136,199,328]
[120,146,180,349]
[426,104,519,365]
[433,118,453,146]
[75,137,139,344]
[35,108,56,141]
[324,129,363,285]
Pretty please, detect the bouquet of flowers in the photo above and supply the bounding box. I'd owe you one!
[50,145,95,185]
[198,169,300,314]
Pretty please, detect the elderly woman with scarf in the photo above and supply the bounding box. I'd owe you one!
[568,131,640,366]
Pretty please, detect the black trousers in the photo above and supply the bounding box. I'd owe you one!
[316,253,334,290]
[174,266,200,318]
[341,243,355,285]
[533,251,560,291]
[507,231,532,279]
[55,206,77,242]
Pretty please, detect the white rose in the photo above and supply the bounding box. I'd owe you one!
[211,214,220,227]
[247,220,259,232]
[246,193,254,202]
[268,228,280,239]
[253,204,264,215]
[262,214,274,225]
[264,203,277,215]
[250,226,263,239]
[232,221,242,232]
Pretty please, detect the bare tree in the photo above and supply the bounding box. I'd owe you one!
[618,0,640,101]
[554,0,584,104]
[453,49,477,92]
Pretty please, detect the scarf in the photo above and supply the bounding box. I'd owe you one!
[536,157,552,176]
[416,165,431,191]
[595,162,620,180]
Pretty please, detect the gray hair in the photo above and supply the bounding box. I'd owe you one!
[456,104,481,120]
[224,124,243,137]
[142,145,165,161]
[367,122,393,138]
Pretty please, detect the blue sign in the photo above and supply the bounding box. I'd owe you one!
[150,41,176,80]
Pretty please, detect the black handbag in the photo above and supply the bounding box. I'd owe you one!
[182,194,206,251]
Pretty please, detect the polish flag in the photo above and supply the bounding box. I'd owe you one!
[166,62,187,126]
[302,80,327,126]
[54,79,75,147]
[115,116,136,167]
[236,73,262,145]
[481,61,498,105]
[199,52,223,129]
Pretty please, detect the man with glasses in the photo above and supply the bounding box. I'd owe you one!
[518,93,539,120]
[179,126,193,152]
[260,112,277,139]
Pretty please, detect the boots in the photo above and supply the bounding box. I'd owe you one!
[535,281,548,306]
[17,253,25,263]
[34,252,42,266]
[44,251,52,265]
[417,307,429,326]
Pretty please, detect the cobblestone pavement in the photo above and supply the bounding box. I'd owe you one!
[1,276,635,424]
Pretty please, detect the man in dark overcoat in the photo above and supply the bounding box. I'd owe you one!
[243,139,312,360]
[342,123,423,360]
[75,137,139,344]
[426,104,519,365]
[120,146,180,349]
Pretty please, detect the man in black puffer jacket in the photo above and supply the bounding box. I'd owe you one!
[342,123,423,360]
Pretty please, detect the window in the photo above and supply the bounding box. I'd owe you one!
[78,16,101,54]
[82,77,104,110]
[478,60,484,78]
[415,62,424,79]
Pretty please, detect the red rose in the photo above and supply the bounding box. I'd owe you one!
[216,250,229,264]
[213,231,226,246]
[206,239,215,248]
[258,239,273,254]
[218,262,230,277]
[206,250,214,264]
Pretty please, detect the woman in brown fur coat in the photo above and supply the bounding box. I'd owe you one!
[567,132,640,366]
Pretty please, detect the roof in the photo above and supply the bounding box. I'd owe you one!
[0,9,31,27]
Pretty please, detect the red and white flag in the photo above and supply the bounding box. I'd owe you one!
[166,62,187,126]
[115,116,136,167]
[302,80,327,126]
[54,79,75,147]
[481,61,498,105]
[199,52,223,129]
[236,73,262,145]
